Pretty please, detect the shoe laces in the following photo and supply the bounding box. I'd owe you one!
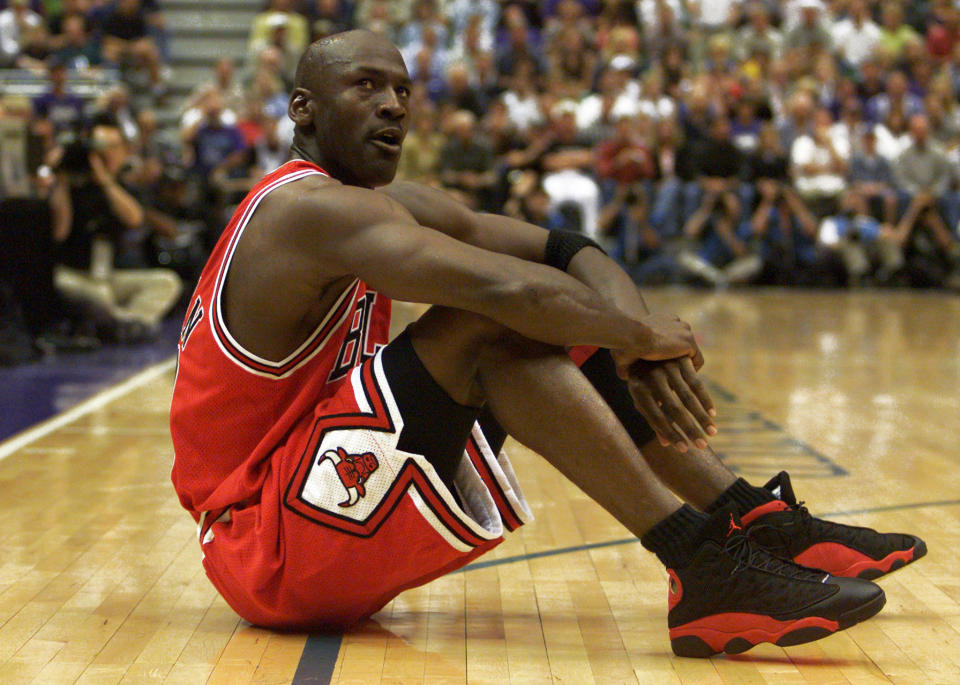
[723,529,825,581]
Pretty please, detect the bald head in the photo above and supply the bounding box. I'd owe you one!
[294,29,404,92]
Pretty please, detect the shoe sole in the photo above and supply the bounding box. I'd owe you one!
[670,590,886,658]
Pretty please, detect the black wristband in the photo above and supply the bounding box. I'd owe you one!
[543,230,603,271]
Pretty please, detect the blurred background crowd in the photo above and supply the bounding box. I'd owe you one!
[2,0,960,365]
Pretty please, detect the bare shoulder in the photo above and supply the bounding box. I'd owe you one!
[258,174,415,243]
[378,180,477,237]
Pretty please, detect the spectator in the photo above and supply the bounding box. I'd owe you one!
[51,118,182,340]
[866,70,924,124]
[51,12,102,72]
[396,100,445,183]
[307,0,354,40]
[878,1,919,62]
[501,59,545,134]
[891,113,958,259]
[791,107,847,217]
[439,62,487,118]
[98,0,166,96]
[0,0,44,68]
[737,1,783,61]
[32,58,85,135]
[675,114,765,287]
[438,109,497,210]
[784,0,832,54]
[397,0,448,54]
[248,0,310,59]
[538,100,602,239]
[848,126,898,225]
[831,0,882,68]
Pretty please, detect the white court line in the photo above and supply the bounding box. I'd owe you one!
[0,356,177,462]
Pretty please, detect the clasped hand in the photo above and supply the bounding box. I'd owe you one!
[611,314,717,452]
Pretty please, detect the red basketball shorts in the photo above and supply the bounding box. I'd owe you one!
[196,344,532,630]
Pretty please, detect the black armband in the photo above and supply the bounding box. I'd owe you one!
[543,230,604,271]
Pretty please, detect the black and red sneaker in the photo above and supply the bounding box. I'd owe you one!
[667,505,885,658]
[742,472,927,580]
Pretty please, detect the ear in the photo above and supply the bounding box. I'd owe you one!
[288,88,316,129]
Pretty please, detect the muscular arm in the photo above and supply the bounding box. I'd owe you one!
[380,180,650,318]
[285,183,668,356]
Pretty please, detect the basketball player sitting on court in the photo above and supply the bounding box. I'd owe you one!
[169,31,925,657]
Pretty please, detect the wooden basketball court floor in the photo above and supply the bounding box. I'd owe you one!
[1,289,959,684]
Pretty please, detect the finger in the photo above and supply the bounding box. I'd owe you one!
[652,367,706,450]
[665,363,716,446]
[629,378,684,447]
[679,357,717,420]
[690,342,705,370]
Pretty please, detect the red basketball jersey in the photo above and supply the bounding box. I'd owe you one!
[170,160,392,518]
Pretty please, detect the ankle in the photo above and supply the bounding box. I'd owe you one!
[705,478,775,515]
[641,504,710,568]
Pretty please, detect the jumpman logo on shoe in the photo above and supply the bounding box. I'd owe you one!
[728,513,743,537]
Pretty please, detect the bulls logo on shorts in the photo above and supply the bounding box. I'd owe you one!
[318,446,379,507]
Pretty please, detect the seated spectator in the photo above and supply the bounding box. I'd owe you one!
[98,0,166,96]
[546,28,596,98]
[874,108,912,161]
[501,59,544,134]
[538,100,602,239]
[831,0,881,68]
[397,100,445,183]
[448,13,493,77]
[248,0,310,60]
[438,109,497,210]
[888,113,960,283]
[790,108,847,217]
[866,70,924,124]
[495,6,544,82]
[817,191,888,285]
[185,58,245,125]
[0,0,45,68]
[594,112,656,193]
[439,62,487,119]
[784,0,832,55]
[737,1,782,61]
[848,126,898,224]
[32,58,85,135]
[397,0,448,53]
[679,114,758,285]
[47,0,93,39]
[51,12,102,72]
[307,0,354,40]
[878,0,919,63]
[51,117,182,340]
[404,25,449,100]
[746,122,819,248]
[94,84,140,143]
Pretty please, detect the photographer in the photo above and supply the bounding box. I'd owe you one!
[51,116,181,341]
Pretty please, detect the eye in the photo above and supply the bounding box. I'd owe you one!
[396,85,410,98]
[357,78,374,90]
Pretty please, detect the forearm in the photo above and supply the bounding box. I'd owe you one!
[101,181,144,227]
[567,247,649,319]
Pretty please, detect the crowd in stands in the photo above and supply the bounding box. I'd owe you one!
[3,0,960,365]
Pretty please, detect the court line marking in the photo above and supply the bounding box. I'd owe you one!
[294,496,960,683]
[291,634,342,685]
[0,356,177,463]
[458,498,960,573]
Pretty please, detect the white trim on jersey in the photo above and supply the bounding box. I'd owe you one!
[208,162,361,380]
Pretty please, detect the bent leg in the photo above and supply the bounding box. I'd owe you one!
[406,306,682,537]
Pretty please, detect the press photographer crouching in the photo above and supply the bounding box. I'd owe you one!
[50,114,182,342]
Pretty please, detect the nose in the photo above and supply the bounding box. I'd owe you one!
[377,89,406,121]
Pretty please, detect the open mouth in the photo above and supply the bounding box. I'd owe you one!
[370,129,403,154]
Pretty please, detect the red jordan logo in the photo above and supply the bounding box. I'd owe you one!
[318,447,380,507]
[728,513,743,536]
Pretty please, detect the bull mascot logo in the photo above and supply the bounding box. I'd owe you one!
[318,446,380,507]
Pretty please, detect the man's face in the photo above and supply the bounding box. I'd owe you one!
[303,39,411,187]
